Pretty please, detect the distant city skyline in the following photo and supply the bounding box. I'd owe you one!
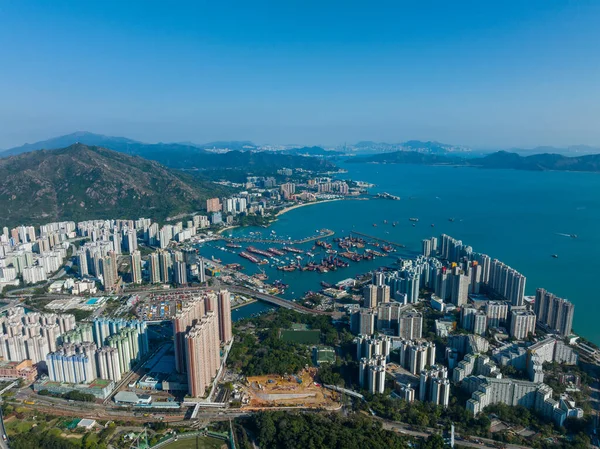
[1,1,600,149]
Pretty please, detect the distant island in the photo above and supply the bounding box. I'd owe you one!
[348,150,600,173]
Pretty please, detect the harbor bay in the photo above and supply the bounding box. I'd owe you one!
[203,162,600,345]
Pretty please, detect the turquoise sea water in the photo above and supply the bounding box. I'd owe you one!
[203,162,600,345]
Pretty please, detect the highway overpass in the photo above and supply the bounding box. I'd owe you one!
[226,285,332,315]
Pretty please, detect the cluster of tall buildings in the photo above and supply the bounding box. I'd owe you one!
[46,317,149,385]
[396,339,437,375]
[359,356,386,394]
[316,181,349,195]
[534,289,574,337]
[76,228,205,290]
[148,248,204,286]
[0,308,76,365]
[172,290,232,397]
[463,375,583,426]
[207,194,261,217]
[436,234,526,306]
[419,365,450,407]
[460,299,538,340]
[46,342,98,384]
[356,335,391,394]
[452,353,500,382]
[350,304,422,340]
[0,222,72,291]
[425,235,578,341]
[363,272,391,307]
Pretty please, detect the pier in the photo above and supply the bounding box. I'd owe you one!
[350,231,405,248]
[217,229,334,245]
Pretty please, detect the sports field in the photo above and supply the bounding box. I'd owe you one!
[279,329,321,344]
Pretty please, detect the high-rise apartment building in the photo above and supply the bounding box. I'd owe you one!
[217,290,232,342]
[485,301,509,328]
[534,288,574,336]
[159,251,173,284]
[174,261,187,286]
[363,283,390,308]
[206,198,222,213]
[149,252,161,283]
[100,254,118,291]
[510,309,536,340]
[172,290,232,396]
[350,308,376,336]
[185,311,220,398]
[451,267,470,306]
[131,250,142,284]
[489,260,526,306]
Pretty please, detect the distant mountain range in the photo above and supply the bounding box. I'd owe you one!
[350,150,600,173]
[0,132,335,172]
[344,140,472,155]
[506,144,600,156]
[0,144,234,226]
[281,146,344,156]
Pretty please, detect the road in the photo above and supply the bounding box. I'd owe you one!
[15,392,539,449]
[0,407,8,449]
[226,285,332,315]
[103,343,168,405]
[379,418,532,449]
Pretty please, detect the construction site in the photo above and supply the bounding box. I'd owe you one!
[239,368,340,409]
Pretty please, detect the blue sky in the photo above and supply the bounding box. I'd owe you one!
[1,0,600,149]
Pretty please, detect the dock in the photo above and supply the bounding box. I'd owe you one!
[350,231,405,248]
[218,229,334,245]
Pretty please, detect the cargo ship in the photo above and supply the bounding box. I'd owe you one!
[239,252,260,263]
[268,247,286,256]
[247,246,274,257]
[283,246,304,254]
[340,251,363,262]
[409,218,419,222]
[225,263,244,271]
[226,242,242,248]
[278,264,297,272]
[316,240,332,250]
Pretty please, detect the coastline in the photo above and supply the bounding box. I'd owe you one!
[275,198,345,217]
[216,225,239,235]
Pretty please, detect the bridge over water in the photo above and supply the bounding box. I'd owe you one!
[226,285,332,316]
[133,284,332,316]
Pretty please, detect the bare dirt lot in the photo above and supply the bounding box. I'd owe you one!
[242,368,340,409]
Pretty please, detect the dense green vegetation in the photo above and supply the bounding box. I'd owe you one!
[249,412,410,449]
[64,308,94,322]
[0,144,234,226]
[228,328,311,376]
[365,394,491,436]
[9,427,106,449]
[236,214,273,227]
[227,310,354,376]
[38,389,96,402]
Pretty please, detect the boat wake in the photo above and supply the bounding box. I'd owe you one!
[555,233,571,237]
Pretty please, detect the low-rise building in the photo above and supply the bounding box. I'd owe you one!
[0,359,37,382]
